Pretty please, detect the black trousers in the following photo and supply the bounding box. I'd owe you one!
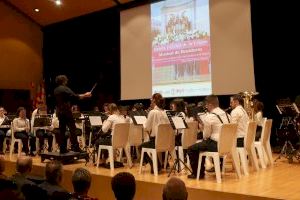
[95,136,112,159]
[0,129,7,153]
[14,131,36,153]
[57,110,79,152]
[187,139,218,175]
[237,138,244,147]
[36,129,53,151]
[138,137,161,167]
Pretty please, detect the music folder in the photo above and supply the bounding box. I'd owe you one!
[165,110,188,130]
[33,115,52,127]
[89,116,102,126]
[129,111,147,125]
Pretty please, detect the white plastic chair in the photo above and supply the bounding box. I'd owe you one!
[237,121,259,175]
[255,119,273,168]
[196,123,240,183]
[96,123,132,171]
[178,121,198,170]
[128,124,144,160]
[9,122,22,160]
[139,123,175,176]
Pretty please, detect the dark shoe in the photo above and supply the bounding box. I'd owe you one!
[60,149,69,154]
[188,173,205,179]
[206,167,215,173]
[29,152,35,157]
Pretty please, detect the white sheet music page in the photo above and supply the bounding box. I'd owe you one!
[172,116,186,129]
[134,116,147,125]
[89,116,102,126]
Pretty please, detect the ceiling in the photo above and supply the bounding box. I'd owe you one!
[5,0,138,26]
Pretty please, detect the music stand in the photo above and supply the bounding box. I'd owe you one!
[165,110,191,177]
[33,114,52,128]
[275,103,300,163]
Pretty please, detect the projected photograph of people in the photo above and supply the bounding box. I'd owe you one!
[151,0,211,97]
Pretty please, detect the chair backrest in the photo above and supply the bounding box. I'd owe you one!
[244,121,257,149]
[181,121,198,149]
[128,123,143,146]
[261,119,272,145]
[155,124,175,152]
[112,123,130,148]
[218,123,238,155]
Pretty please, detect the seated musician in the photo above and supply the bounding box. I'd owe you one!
[187,95,231,179]
[139,93,169,173]
[170,98,186,146]
[253,100,264,141]
[95,103,129,164]
[13,107,36,156]
[0,107,10,154]
[31,104,53,153]
[72,105,85,136]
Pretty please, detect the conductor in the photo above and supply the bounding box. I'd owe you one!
[54,75,92,153]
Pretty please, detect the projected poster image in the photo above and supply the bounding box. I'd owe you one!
[151,0,211,97]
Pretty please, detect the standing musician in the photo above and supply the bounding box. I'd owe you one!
[54,75,92,153]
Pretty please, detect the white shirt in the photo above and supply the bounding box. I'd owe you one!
[231,105,249,138]
[202,107,231,142]
[13,117,30,132]
[102,113,129,136]
[144,106,169,137]
[254,111,263,126]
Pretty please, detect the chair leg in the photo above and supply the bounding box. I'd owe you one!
[164,151,168,169]
[125,147,133,168]
[109,148,114,171]
[196,155,203,179]
[213,155,222,183]
[96,147,101,168]
[178,146,184,171]
[255,144,266,168]
[231,150,241,179]
[152,150,158,176]
[139,149,145,174]
[10,140,14,160]
[266,143,274,166]
[17,141,22,157]
[249,146,259,171]
[239,149,249,176]
[118,148,123,162]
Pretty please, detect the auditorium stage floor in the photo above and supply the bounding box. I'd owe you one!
[3,153,300,200]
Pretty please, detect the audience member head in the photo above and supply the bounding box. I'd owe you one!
[111,172,136,200]
[45,161,63,185]
[230,94,244,109]
[0,156,5,175]
[72,168,91,195]
[204,95,219,112]
[162,177,188,200]
[151,93,165,109]
[16,107,26,118]
[16,156,32,175]
[55,75,68,86]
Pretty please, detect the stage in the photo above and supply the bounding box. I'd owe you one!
[3,153,300,200]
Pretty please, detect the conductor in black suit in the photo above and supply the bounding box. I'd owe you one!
[54,75,91,153]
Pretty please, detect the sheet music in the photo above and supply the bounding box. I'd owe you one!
[171,116,186,129]
[133,116,147,125]
[89,116,102,126]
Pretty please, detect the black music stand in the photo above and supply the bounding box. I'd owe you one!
[275,103,300,163]
[33,114,52,128]
[165,110,192,177]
